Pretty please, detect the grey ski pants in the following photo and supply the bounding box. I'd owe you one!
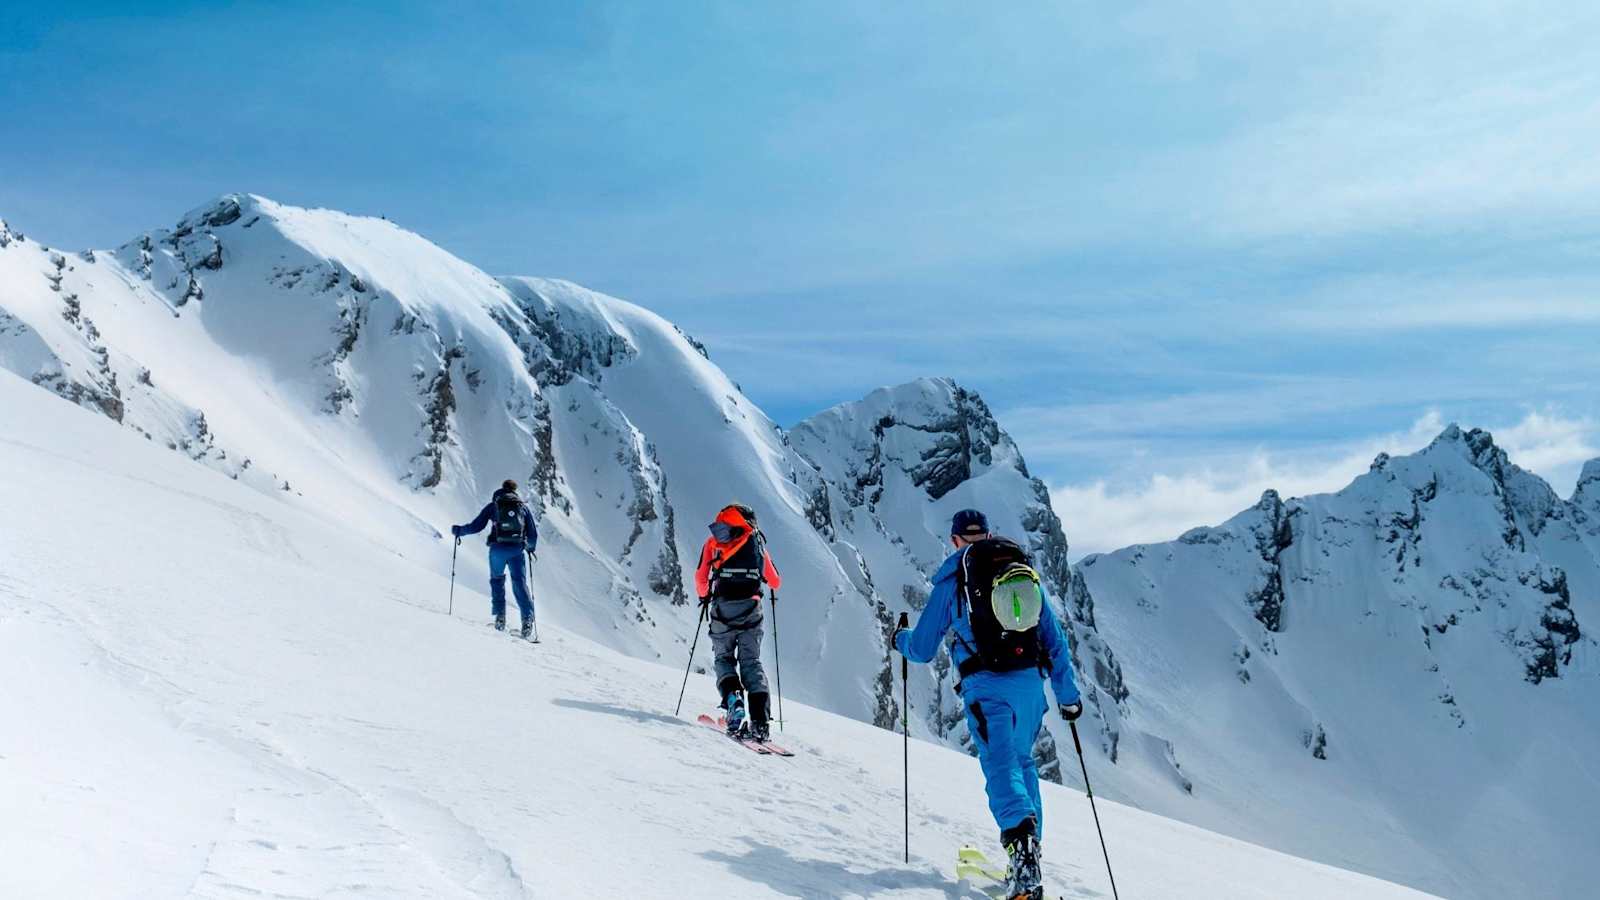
[711,625,768,696]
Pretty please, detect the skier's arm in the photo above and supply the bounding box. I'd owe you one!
[1038,597,1081,706]
[761,550,782,592]
[454,502,493,536]
[694,542,715,599]
[895,576,956,664]
[524,509,538,552]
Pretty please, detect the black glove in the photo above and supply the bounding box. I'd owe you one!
[1059,701,1083,722]
[450,525,463,537]
[698,594,711,607]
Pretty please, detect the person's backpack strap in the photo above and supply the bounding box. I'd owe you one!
[950,546,980,659]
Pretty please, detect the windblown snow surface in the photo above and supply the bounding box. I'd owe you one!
[2,195,1595,898]
[0,371,1431,898]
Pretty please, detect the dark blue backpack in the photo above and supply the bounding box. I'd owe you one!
[490,494,527,546]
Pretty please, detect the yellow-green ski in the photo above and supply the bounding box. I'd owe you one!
[956,843,1008,883]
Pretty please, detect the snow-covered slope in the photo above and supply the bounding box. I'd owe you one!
[0,195,884,721]
[1069,427,1600,900]
[0,368,1434,899]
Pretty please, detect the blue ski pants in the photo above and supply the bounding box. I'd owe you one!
[488,544,535,622]
[962,669,1048,837]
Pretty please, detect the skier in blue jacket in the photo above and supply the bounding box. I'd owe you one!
[451,480,539,639]
[895,509,1081,900]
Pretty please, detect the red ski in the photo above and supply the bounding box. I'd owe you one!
[697,713,795,757]
[698,713,770,753]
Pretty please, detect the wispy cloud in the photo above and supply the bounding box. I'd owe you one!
[1494,409,1600,492]
[1053,409,1598,558]
[1268,277,1600,333]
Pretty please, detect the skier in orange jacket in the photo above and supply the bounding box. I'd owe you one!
[694,503,781,739]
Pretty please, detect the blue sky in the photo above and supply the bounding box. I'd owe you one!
[3,2,1597,553]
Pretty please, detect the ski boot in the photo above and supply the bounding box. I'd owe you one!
[724,692,748,736]
[1001,818,1043,900]
[520,619,533,640]
[747,691,771,741]
[494,613,507,632]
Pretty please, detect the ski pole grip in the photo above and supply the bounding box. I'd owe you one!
[1070,720,1084,756]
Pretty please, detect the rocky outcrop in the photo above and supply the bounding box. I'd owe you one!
[1244,490,1296,633]
[1572,459,1600,528]
[1524,568,1581,684]
[408,342,464,490]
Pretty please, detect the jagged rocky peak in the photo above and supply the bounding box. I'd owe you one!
[0,217,16,248]
[791,376,1027,505]
[1419,423,1533,492]
[1374,423,1565,539]
[1575,459,1600,505]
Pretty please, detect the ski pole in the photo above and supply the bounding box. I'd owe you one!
[526,548,539,641]
[899,611,910,864]
[674,600,710,717]
[1070,720,1120,900]
[770,589,784,731]
[447,536,460,616]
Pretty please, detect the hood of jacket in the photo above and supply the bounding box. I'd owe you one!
[708,505,756,558]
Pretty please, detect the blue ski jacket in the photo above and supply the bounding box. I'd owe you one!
[454,490,538,551]
[895,544,1080,706]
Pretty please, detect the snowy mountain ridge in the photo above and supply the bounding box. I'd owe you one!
[1069,422,1599,899]
[3,193,1597,898]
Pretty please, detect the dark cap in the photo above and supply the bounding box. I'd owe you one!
[951,508,989,536]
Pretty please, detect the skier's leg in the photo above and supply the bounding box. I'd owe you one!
[1015,686,1047,834]
[736,626,770,734]
[710,628,742,703]
[507,550,533,623]
[710,627,747,731]
[963,685,1034,836]
[736,626,768,695]
[487,546,509,619]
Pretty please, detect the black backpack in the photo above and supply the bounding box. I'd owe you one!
[490,494,527,546]
[711,532,766,599]
[954,537,1046,678]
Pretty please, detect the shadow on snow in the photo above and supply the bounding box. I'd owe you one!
[700,836,996,899]
[550,697,695,728]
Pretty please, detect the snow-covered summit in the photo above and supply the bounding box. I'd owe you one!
[1071,421,1599,899]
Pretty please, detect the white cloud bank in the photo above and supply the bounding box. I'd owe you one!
[1054,410,1598,558]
